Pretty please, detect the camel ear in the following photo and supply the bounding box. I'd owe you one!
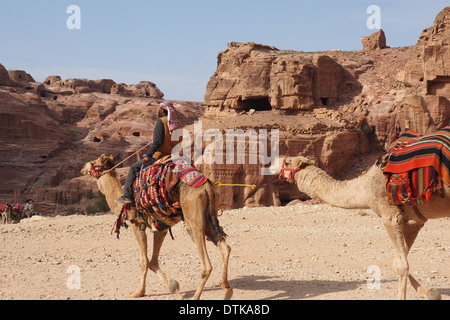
[296,156,315,168]
[304,158,315,167]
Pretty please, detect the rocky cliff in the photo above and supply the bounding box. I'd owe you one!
[0,70,204,214]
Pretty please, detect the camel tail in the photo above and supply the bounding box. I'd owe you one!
[205,181,227,243]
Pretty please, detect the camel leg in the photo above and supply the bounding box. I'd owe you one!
[205,220,233,300]
[408,274,441,300]
[402,220,442,300]
[216,239,233,300]
[381,209,410,300]
[148,230,181,296]
[191,226,212,300]
[129,221,150,298]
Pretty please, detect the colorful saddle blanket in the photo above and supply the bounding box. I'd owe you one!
[380,126,450,185]
[385,167,444,205]
[380,127,450,205]
[168,158,208,188]
[13,203,23,211]
[133,156,208,231]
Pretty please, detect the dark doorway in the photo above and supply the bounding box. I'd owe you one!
[320,98,329,106]
[237,97,272,111]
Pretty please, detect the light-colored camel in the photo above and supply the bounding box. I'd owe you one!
[1,203,12,224]
[81,154,232,300]
[276,156,447,300]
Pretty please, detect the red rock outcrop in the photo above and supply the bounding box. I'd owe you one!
[0,64,12,86]
[360,29,388,51]
[8,70,35,83]
[42,76,164,99]
[404,7,450,96]
[205,42,361,113]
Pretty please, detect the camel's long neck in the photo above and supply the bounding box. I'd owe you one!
[294,166,371,209]
[97,171,124,216]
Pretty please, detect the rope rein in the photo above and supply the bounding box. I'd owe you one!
[106,141,153,174]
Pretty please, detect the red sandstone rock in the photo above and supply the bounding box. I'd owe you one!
[42,76,164,99]
[205,42,361,113]
[404,6,450,96]
[7,70,35,83]
[360,29,388,51]
[0,64,12,86]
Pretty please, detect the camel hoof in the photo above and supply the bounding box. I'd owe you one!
[224,288,233,300]
[129,291,144,298]
[168,279,180,294]
[427,288,441,300]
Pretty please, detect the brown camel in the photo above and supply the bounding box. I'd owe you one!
[276,156,446,300]
[81,154,232,300]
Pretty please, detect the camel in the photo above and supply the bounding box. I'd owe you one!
[12,200,34,219]
[81,154,232,300]
[276,156,447,300]
[1,203,12,224]
[1,201,32,224]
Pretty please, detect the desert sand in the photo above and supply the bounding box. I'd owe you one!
[1,202,448,300]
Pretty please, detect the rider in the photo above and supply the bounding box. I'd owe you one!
[115,101,182,204]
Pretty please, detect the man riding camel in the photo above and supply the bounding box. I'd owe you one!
[115,101,182,204]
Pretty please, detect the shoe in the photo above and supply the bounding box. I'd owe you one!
[114,196,133,204]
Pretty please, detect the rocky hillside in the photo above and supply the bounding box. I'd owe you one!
[0,7,449,214]
[0,70,205,214]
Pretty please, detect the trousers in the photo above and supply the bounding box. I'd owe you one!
[123,158,156,199]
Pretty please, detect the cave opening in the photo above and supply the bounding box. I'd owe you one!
[320,98,329,106]
[237,97,272,112]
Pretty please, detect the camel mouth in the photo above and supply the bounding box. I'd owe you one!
[270,157,284,174]
[80,162,92,176]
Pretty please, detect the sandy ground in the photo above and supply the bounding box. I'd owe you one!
[1,203,449,301]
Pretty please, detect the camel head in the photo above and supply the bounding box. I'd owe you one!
[275,156,315,183]
[81,154,115,179]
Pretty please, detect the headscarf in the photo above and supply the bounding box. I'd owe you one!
[159,101,180,133]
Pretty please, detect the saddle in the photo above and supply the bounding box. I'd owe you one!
[13,203,23,211]
[133,156,208,231]
[380,127,450,205]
